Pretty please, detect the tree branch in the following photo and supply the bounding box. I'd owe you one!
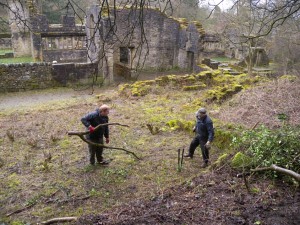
[68,123,140,160]
[251,164,300,182]
[40,217,77,225]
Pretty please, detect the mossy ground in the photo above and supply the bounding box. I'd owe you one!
[0,56,34,64]
[0,71,292,224]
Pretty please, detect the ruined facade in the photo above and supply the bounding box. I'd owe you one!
[7,2,207,83]
[8,0,86,62]
[86,6,205,83]
[202,34,225,57]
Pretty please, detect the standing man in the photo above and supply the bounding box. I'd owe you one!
[184,108,214,168]
[81,104,110,165]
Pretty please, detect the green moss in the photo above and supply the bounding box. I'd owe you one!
[11,221,27,225]
[280,75,298,81]
[58,138,71,149]
[231,152,253,168]
[211,153,229,169]
[183,84,206,91]
[166,119,194,132]
[8,173,21,189]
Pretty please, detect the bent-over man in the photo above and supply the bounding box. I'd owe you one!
[81,104,110,165]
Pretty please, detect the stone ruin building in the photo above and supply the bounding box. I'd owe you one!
[86,5,205,82]
[4,0,269,87]
[6,1,206,83]
[8,0,86,63]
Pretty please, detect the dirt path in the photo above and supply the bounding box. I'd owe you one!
[0,88,92,111]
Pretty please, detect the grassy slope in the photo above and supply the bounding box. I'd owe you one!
[0,86,216,224]
[0,72,298,224]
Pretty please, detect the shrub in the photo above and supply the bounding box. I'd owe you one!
[232,125,300,177]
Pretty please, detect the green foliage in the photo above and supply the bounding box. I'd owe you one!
[231,152,253,168]
[213,129,234,150]
[232,125,300,176]
[211,153,229,169]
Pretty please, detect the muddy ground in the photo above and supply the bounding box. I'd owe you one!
[77,166,300,225]
[1,77,299,225]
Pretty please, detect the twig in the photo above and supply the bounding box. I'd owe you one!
[177,149,180,170]
[58,195,92,204]
[180,148,185,168]
[251,121,259,130]
[40,217,77,225]
[6,202,37,216]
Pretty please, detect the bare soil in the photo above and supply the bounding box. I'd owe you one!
[0,77,299,225]
[77,166,300,225]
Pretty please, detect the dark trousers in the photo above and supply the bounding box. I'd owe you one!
[188,135,209,163]
[88,138,104,165]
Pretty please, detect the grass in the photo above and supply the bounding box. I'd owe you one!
[1,71,295,224]
[211,57,237,63]
[0,86,209,224]
[0,56,34,64]
[0,49,13,55]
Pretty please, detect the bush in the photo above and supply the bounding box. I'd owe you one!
[232,125,300,177]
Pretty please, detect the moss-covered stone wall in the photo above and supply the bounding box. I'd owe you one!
[0,62,97,92]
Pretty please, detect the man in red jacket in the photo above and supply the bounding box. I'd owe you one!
[81,104,110,165]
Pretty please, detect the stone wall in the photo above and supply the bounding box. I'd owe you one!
[0,38,12,49]
[0,63,53,92]
[52,62,98,86]
[202,34,225,57]
[86,6,204,82]
[43,49,87,63]
[0,62,97,92]
[8,0,32,57]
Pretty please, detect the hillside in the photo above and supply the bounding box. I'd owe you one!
[0,71,299,225]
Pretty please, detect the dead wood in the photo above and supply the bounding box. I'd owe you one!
[68,123,140,160]
[250,164,300,181]
[40,217,77,225]
[6,202,37,216]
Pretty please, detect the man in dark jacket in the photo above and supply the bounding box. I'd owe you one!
[81,104,110,165]
[185,108,214,168]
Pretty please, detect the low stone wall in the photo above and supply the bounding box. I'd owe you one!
[0,37,12,49]
[52,62,98,86]
[0,63,54,92]
[0,62,98,92]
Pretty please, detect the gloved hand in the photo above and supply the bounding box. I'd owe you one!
[88,125,95,133]
[192,126,196,132]
[205,141,211,149]
[105,138,110,144]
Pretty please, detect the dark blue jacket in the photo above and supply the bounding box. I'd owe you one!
[195,115,214,142]
[81,109,109,140]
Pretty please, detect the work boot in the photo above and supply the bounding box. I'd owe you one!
[97,159,110,165]
[184,154,193,159]
[201,161,208,168]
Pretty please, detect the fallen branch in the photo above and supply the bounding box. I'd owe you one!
[68,123,140,160]
[6,202,37,216]
[40,217,77,225]
[251,164,300,182]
